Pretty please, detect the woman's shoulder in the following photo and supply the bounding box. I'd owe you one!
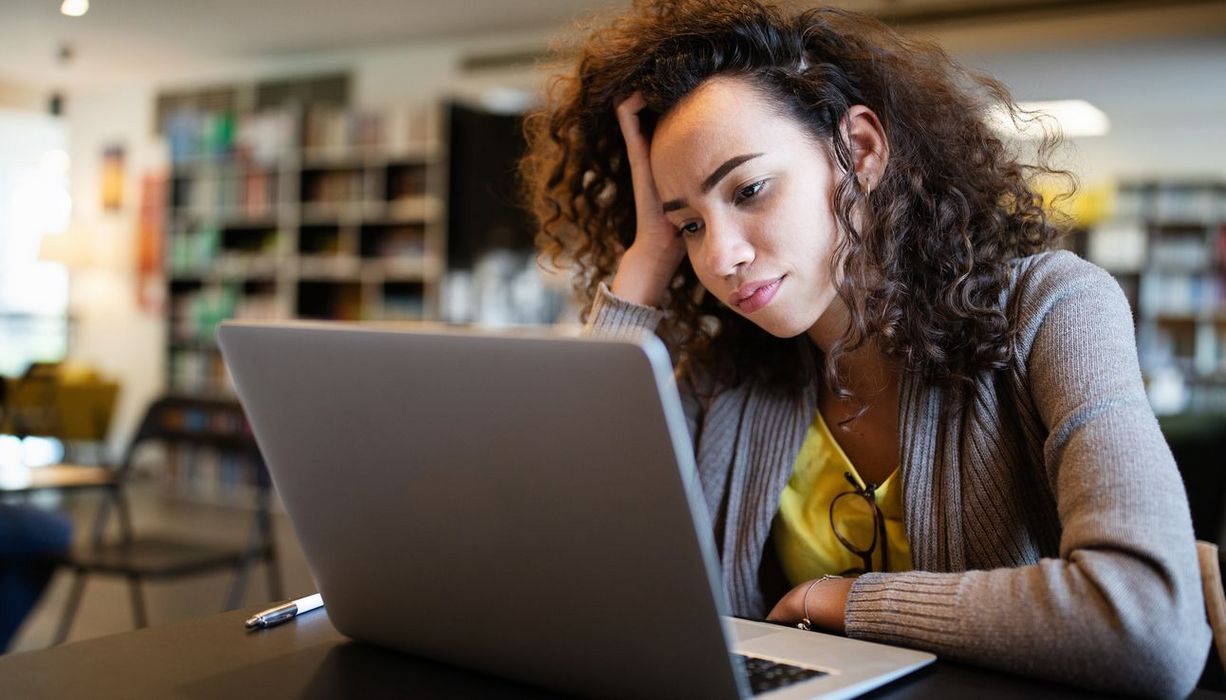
[1008,249,1118,298]
[1008,249,1125,315]
[1006,249,1131,357]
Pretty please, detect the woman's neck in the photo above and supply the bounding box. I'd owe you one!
[806,296,902,483]
[806,296,896,399]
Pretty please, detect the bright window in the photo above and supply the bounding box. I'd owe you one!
[0,109,70,376]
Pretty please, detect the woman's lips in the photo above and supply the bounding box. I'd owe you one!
[732,276,784,314]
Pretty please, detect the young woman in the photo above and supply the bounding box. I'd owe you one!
[520,1,1209,695]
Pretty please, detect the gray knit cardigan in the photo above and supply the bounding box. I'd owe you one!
[588,251,1210,698]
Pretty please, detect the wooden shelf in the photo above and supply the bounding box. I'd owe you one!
[298,142,441,167]
[296,256,362,279]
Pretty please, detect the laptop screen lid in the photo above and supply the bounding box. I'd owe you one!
[218,321,749,699]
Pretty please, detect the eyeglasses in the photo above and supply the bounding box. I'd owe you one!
[828,471,889,575]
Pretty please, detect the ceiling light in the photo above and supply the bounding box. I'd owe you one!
[988,99,1110,139]
[61,0,89,18]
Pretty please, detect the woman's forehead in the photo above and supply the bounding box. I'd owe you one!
[655,77,770,139]
[649,78,814,184]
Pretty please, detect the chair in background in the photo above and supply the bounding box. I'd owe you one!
[1198,541,1226,690]
[1163,416,1226,690]
[0,363,62,443]
[0,368,118,496]
[52,395,283,644]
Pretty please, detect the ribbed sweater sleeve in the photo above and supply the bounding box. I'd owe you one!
[585,283,712,442]
[844,253,1210,698]
[585,283,664,336]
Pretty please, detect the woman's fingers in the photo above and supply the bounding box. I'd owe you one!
[614,92,662,219]
[615,92,650,163]
[607,91,687,306]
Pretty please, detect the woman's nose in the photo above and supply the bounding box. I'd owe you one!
[703,222,755,279]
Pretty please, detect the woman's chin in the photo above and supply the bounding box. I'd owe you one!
[747,314,818,340]
[727,293,827,339]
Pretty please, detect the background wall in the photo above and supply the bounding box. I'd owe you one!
[0,79,43,111]
[970,37,1226,184]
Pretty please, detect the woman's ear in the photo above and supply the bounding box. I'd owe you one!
[841,105,889,191]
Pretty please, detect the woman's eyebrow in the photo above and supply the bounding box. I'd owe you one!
[702,153,763,193]
[661,152,764,213]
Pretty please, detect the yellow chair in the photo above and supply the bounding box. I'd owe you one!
[0,367,119,494]
[0,362,118,463]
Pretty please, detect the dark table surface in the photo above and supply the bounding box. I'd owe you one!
[0,607,1220,699]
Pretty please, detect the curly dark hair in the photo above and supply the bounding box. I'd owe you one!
[521,0,1070,397]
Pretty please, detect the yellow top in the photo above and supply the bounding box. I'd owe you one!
[773,408,912,585]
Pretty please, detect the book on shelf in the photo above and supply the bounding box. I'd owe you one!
[1151,183,1222,224]
[301,104,436,156]
[1139,269,1223,319]
[167,109,297,165]
[1087,221,1146,272]
[1149,231,1212,272]
[1217,224,1226,269]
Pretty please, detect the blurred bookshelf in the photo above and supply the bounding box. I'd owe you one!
[1078,179,1226,414]
[162,102,447,396]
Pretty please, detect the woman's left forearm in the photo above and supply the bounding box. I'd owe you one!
[765,576,854,632]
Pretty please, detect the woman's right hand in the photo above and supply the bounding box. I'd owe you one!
[610,92,687,308]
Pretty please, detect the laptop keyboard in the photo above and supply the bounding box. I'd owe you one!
[736,654,828,695]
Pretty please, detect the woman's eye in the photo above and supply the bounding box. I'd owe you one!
[678,221,703,237]
[734,179,767,204]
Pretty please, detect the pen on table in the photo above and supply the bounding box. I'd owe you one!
[245,593,324,629]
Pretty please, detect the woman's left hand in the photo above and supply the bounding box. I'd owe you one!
[766,576,855,633]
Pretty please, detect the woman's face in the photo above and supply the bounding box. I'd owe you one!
[649,76,843,339]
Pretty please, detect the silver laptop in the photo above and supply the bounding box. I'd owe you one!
[218,320,934,699]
